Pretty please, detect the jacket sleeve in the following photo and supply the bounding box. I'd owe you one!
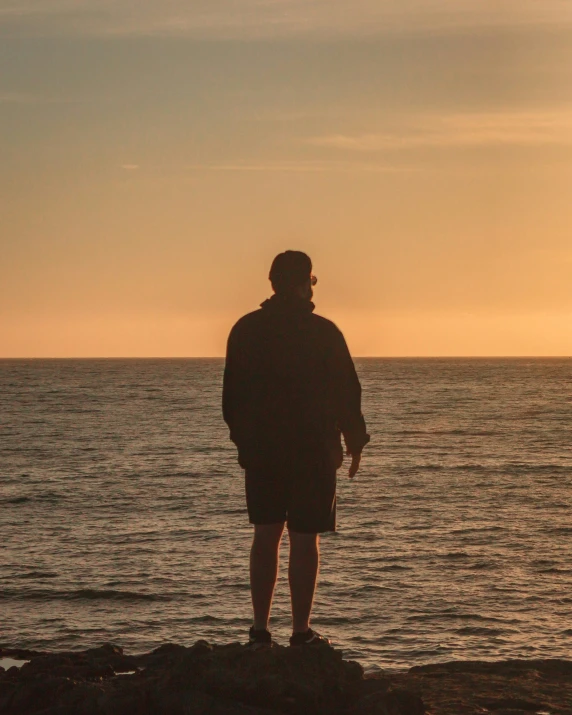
[331,328,370,455]
[222,324,242,444]
[223,321,261,468]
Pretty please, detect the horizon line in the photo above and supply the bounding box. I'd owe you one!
[1,355,571,361]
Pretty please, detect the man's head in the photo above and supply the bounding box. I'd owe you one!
[269,251,317,299]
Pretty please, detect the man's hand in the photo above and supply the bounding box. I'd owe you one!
[347,450,361,479]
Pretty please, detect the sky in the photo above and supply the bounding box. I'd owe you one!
[1,0,571,357]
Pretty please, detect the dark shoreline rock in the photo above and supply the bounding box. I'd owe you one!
[1,643,570,715]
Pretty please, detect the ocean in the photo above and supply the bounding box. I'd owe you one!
[1,358,571,670]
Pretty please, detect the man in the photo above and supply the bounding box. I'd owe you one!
[223,250,369,648]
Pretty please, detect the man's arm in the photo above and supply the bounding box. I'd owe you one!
[223,320,259,467]
[331,328,370,476]
[222,324,242,443]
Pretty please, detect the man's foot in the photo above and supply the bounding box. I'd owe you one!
[247,626,273,650]
[289,628,331,647]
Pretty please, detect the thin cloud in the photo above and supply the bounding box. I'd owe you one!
[120,164,140,170]
[186,160,415,173]
[0,92,81,104]
[1,0,571,38]
[308,110,572,151]
[0,93,35,103]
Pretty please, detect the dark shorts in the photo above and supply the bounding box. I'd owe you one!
[245,456,337,533]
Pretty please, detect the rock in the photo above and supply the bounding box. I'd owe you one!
[20,659,116,682]
[2,642,570,715]
[0,649,46,661]
[138,641,195,671]
[399,659,572,715]
[60,680,140,715]
[476,697,544,711]
[0,682,17,713]
[357,676,392,699]
[84,645,123,659]
[151,643,188,656]
[102,656,138,674]
[159,641,364,714]
[4,675,78,715]
[150,688,282,715]
[350,688,426,715]
[409,658,572,677]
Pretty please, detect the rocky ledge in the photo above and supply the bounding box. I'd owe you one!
[1,642,570,715]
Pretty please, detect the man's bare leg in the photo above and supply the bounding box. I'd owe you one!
[250,522,285,631]
[288,531,320,633]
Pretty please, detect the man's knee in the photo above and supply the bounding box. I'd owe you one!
[288,530,319,551]
[252,523,285,552]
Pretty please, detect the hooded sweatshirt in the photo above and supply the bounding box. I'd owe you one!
[222,294,370,469]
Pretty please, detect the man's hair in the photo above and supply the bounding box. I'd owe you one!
[269,251,312,294]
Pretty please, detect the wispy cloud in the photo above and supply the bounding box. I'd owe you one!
[0,91,83,104]
[1,0,571,38]
[120,164,139,170]
[308,110,572,151]
[186,160,415,173]
[0,92,36,103]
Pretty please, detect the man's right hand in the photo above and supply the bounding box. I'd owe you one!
[347,451,361,479]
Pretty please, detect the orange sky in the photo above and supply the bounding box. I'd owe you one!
[1,1,571,356]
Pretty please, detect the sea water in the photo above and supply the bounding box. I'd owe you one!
[1,358,571,668]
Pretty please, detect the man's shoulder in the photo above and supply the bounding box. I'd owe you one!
[309,312,339,329]
[230,309,265,335]
[309,312,344,338]
[231,308,338,326]
[229,307,344,341]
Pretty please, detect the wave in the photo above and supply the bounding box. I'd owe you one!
[2,492,66,505]
[455,626,506,637]
[439,551,470,559]
[467,561,496,570]
[15,572,59,580]
[0,588,174,602]
[449,526,505,534]
[3,496,31,504]
[352,584,397,594]
[543,526,572,535]
[64,408,103,414]
[310,616,369,626]
[504,463,571,474]
[395,429,500,437]
[407,612,505,623]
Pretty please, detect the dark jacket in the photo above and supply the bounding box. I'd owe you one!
[223,294,369,469]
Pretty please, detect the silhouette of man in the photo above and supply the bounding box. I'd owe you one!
[223,251,369,647]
